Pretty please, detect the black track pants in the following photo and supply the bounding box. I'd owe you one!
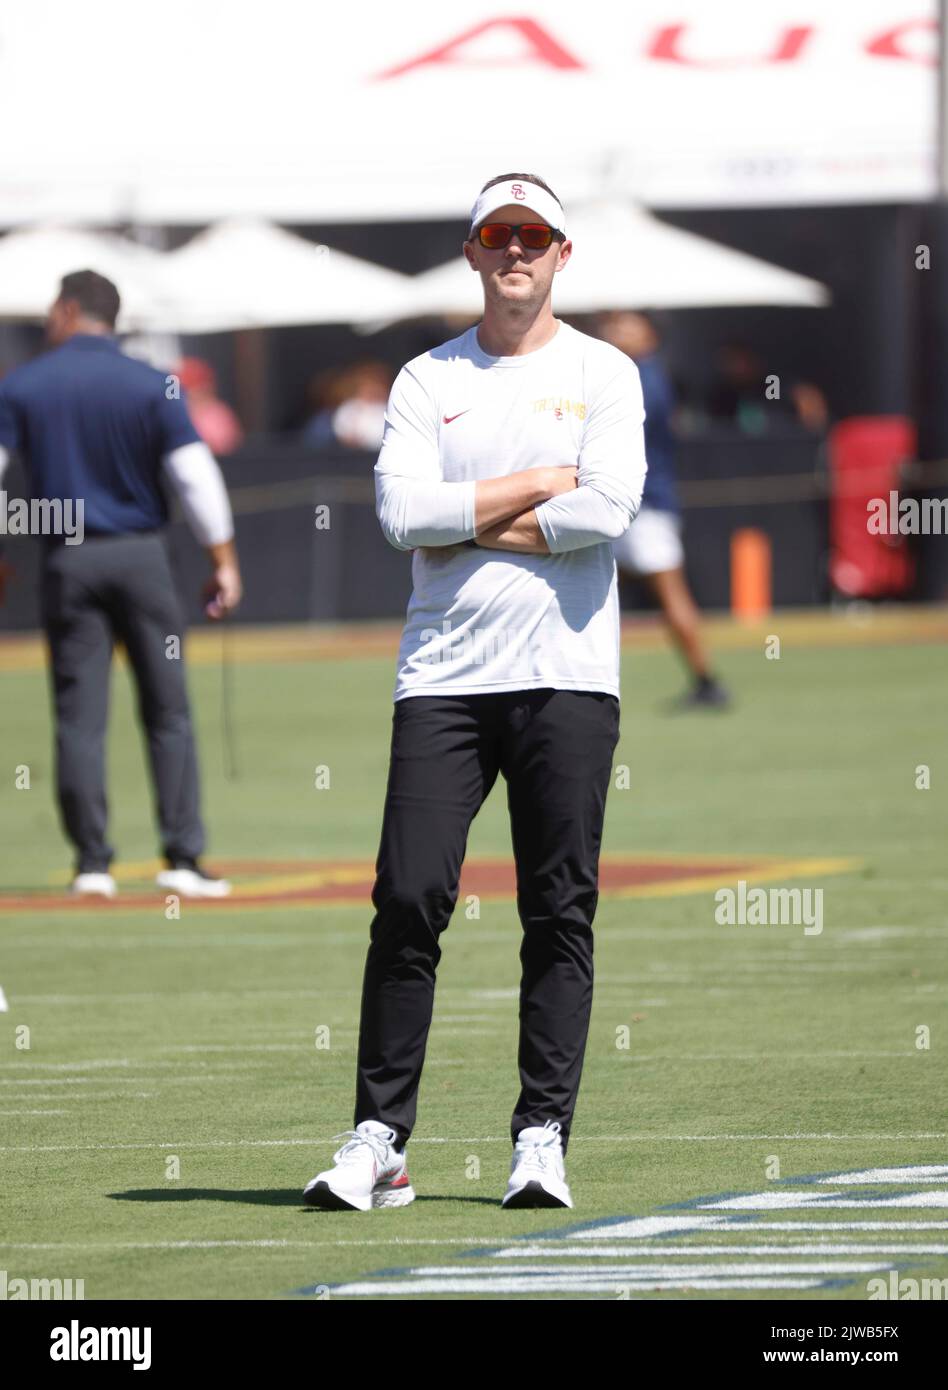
[354,687,620,1156]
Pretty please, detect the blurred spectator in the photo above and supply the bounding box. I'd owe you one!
[176,357,245,456]
[302,360,392,451]
[707,343,772,433]
[707,341,827,434]
[596,310,731,710]
[791,379,830,432]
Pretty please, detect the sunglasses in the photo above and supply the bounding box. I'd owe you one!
[475,222,559,250]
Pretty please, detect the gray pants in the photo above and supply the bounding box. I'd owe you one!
[40,531,205,874]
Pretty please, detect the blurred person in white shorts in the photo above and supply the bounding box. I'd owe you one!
[598,310,730,710]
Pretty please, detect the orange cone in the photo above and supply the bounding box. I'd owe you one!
[731,528,772,619]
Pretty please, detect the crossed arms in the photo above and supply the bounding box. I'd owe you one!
[464,466,578,556]
[374,356,648,558]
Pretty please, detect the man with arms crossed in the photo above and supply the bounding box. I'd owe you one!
[304,173,647,1210]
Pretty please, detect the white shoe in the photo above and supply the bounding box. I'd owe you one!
[502,1119,573,1209]
[70,872,118,899]
[156,861,231,898]
[303,1120,415,1211]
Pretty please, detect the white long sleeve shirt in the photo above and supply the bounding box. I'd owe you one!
[159,441,234,547]
[375,319,647,701]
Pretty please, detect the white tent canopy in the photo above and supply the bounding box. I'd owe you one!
[0,222,414,333]
[0,227,188,332]
[0,1,935,226]
[355,201,830,331]
[153,220,412,331]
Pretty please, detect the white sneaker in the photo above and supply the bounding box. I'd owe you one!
[502,1119,573,1209]
[303,1120,415,1211]
[156,861,231,898]
[70,872,118,899]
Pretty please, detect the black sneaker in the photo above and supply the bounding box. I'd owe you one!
[668,675,732,712]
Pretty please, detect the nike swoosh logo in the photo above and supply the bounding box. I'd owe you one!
[443,410,471,424]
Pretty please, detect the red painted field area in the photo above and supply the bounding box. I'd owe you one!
[0,853,856,911]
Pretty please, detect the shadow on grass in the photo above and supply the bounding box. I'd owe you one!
[109,1189,500,1208]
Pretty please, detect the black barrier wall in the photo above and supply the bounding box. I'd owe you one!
[0,431,843,631]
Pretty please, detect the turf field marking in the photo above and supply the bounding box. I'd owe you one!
[0,1059,293,1073]
[1,851,860,914]
[0,1090,156,1100]
[2,1133,943,1154]
[150,1044,324,1053]
[150,1032,496,1052]
[0,1075,266,1086]
[349,1260,894,1278]
[500,1243,948,1257]
[817,1166,948,1184]
[5,990,366,1004]
[701,1191,948,1210]
[0,1077,171,1086]
[6,1231,942,1254]
[609,856,858,901]
[610,1051,917,1060]
[315,1164,948,1299]
[7,937,925,959]
[0,1109,67,1116]
[0,1238,574,1251]
[692,1221,948,1231]
[837,926,937,941]
[567,1218,948,1237]
[323,1276,827,1294]
[0,1058,133,1070]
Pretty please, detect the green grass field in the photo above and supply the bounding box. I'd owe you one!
[1,615,946,1301]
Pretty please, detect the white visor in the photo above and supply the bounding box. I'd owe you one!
[468,179,566,239]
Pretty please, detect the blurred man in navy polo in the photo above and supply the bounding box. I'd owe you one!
[0,270,242,898]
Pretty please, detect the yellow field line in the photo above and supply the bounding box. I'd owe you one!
[59,852,852,886]
[601,850,783,866]
[49,861,372,892]
[226,868,371,898]
[609,856,861,900]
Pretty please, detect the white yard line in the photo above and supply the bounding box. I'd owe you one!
[0,1109,68,1116]
[326,1276,827,1294]
[1,1132,944,1153]
[495,1242,948,1258]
